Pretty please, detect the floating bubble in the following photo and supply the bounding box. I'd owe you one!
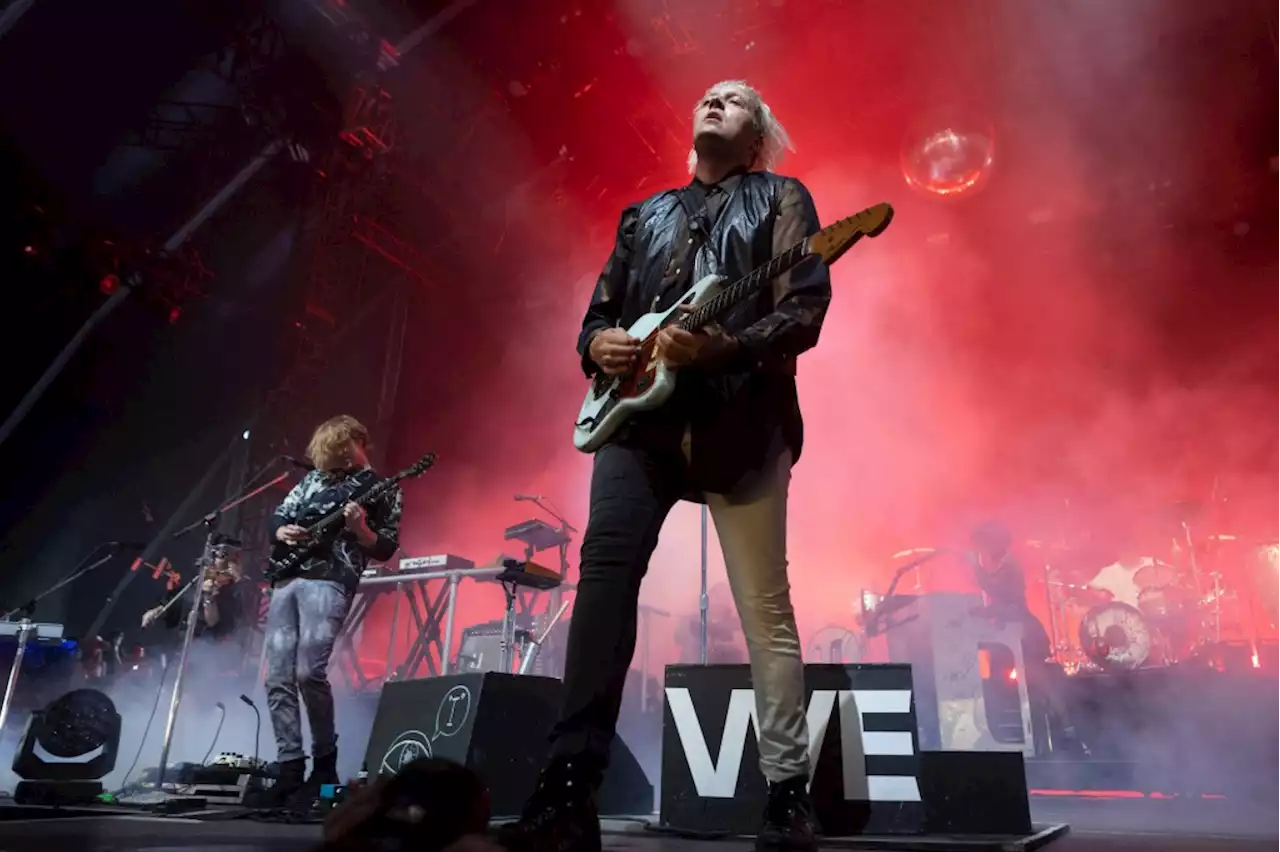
[901,118,995,199]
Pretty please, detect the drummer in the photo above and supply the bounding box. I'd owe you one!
[966,521,1085,754]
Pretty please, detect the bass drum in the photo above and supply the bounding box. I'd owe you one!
[1079,602,1152,671]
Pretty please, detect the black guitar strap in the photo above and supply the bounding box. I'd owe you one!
[655,186,721,313]
[675,185,714,251]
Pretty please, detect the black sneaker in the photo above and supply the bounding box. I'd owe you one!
[756,775,818,852]
[496,757,602,852]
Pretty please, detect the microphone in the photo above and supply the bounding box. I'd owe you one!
[203,701,228,764]
[240,694,262,769]
[281,455,315,471]
[514,493,541,502]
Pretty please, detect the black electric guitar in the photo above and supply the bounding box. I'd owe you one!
[265,453,436,583]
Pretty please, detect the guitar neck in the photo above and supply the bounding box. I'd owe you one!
[675,240,810,331]
[307,476,397,537]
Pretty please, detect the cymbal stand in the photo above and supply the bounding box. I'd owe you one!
[1041,559,1061,663]
[1181,520,1220,642]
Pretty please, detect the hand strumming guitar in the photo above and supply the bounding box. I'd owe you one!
[655,305,739,368]
[276,524,309,545]
[588,328,640,375]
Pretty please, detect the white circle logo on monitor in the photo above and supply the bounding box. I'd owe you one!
[380,730,432,774]
[435,685,472,738]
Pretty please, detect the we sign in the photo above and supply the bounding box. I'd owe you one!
[664,687,921,803]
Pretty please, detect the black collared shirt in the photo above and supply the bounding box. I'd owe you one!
[692,169,745,228]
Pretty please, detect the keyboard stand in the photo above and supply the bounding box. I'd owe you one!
[0,620,58,736]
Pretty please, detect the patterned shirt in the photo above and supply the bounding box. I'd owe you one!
[269,467,403,593]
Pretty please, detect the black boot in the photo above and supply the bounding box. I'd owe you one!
[756,775,818,852]
[266,757,306,808]
[286,749,339,813]
[306,749,340,790]
[496,756,602,852]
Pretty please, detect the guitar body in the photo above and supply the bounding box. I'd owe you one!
[572,273,726,453]
[568,201,895,454]
[265,453,437,583]
[267,524,339,583]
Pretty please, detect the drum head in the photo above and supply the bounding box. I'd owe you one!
[1079,602,1151,670]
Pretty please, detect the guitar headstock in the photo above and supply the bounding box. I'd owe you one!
[406,453,437,478]
[807,202,894,265]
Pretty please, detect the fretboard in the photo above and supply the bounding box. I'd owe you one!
[675,241,808,331]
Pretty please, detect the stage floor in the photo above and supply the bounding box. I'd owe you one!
[0,800,1273,852]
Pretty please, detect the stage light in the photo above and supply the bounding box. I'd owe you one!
[11,688,122,805]
[242,430,251,440]
[901,116,995,199]
[99,274,120,295]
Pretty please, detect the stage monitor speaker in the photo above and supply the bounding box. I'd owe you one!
[364,673,653,817]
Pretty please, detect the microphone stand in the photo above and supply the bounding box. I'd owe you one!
[153,470,291,791]
[2,542,126,621]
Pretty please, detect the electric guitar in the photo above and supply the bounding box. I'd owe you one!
[571,202,894,453]
[265,453,436,582]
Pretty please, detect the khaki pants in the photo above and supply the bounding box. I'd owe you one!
[550,429,810,783]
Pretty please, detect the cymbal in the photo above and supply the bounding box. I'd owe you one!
[1024,539,1077,551]
[1133,559,1180,588]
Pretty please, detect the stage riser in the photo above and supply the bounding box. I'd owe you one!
[659,664,1033,837]
[1057,669,1279,796]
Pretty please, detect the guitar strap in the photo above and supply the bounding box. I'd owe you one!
[675,185,714,251]
[662,186,721,308]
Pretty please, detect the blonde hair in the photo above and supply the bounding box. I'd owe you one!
[306,415,369,471]
[688,79,794,175]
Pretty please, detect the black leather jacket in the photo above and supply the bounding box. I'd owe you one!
[577,171,832,493]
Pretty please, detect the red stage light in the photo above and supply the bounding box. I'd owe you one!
[99,274,120,295]
[168,307,182,324]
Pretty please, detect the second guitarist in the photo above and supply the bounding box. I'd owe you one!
[266,415,403,807]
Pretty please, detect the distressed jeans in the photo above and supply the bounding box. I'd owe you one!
[264,578,351,763]
[551,432,810,783]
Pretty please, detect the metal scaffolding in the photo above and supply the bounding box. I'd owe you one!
[233,78,426,572]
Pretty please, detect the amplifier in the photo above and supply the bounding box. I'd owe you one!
[456,619,534,673]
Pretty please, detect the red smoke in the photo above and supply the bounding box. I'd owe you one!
[350,0,1277,678]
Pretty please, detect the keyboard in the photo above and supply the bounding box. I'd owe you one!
[396,554,476,574]
[0,621,65,643]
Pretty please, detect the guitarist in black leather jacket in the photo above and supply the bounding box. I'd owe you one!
[502,80,831,852]
[265,415,403,806]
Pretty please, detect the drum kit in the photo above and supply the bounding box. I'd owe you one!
[1032,502,1277,673]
